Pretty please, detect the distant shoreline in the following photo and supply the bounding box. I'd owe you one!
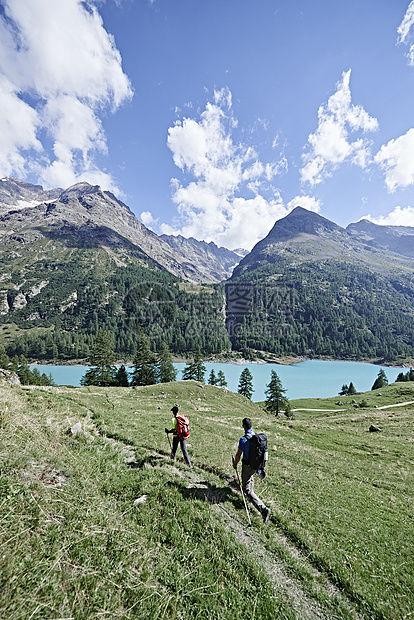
[29,355,414,368]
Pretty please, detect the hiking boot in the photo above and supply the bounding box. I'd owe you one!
[262,507,271,524]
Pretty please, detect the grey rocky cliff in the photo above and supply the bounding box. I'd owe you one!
[161,234,244,282]
[0,178,242,283]
[346,219,414,258]
[0,177,61,213]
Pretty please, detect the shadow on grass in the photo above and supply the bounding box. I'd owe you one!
[170,480,254,528]
[126,452,254,525]
[127,455,165,469]
[168,479,236,505]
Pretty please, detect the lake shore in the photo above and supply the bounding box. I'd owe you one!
[30,354,414,368]
[30,359,410,401]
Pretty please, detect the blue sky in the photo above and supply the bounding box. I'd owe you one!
[1,0,414,250]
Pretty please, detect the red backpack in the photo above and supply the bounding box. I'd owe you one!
[176,414,190,440]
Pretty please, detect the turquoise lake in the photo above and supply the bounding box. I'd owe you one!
[31,360,408,401]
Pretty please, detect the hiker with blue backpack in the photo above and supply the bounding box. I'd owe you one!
[165,405,192,467]
[233,417,270,524]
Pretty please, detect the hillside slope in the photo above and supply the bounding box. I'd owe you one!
[0,177,243,284]
[347,219,414,258]
[229,208,414,362]
[1,379,413,619]
[0,179,234,359]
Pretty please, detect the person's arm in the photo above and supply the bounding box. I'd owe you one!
[165,417,178,434]
[233,448,243,468]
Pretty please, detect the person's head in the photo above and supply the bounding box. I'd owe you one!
[242,417,252,430]
[171,405,179,416]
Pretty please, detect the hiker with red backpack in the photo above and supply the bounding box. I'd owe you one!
[233,417,270,524]
[165,405,192,467]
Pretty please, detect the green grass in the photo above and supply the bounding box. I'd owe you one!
[1,380,413,618]
[0,322,53,346]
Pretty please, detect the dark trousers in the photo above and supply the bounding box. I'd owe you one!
[242,463,266,515]
[171,435,192,466]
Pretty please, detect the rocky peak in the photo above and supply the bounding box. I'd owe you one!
[0,177,61,212]
[347,219,414,258]
[264,206,343,242]
[161,234,243,281]
[59,182,102,202]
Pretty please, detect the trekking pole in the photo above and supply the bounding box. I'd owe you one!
[165,429,172,451]
[232,455,252,527]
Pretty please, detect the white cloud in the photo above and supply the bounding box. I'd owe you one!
[301,70,378,186]
[164,87,289,250]
[397,1,414,66]
[371,6,414,191]
[374,128,414,191]
[286,195,321,213]
[363,205,414,227]
[0,76,43,177]
[140,210,159,228]
[0,0,132,190]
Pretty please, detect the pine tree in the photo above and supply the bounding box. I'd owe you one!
[131,335,156,386]
[217,370,227,387]
[182,359,197,380]
[193,347,206,382]
[372,368,388,390]
[10,355,20,373]
[238,368,254,400]
[284,401,294,419]
[0,345,10,370]
[264,370,288,416]
[81,331,117,386]
[157,341,177,383]
[17,355,33,385]
[348,382,356,395]
[339,382,356,395]
[208,369,217,385]
[182,348,206,382]
[396,372,407,383]
[114,365,130,387]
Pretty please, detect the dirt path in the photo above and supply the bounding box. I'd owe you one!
[123,445,364,620]
[376,400,414,409]
[293,400,414,412]
[69,390,363,620]
[292,408,344,412]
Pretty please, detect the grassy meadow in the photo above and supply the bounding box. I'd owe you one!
[0,378,413,619]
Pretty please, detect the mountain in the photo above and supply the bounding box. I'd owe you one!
[161,234,243,281]
[0,178,242,283]
[0,177,62,212]
[2,183,414,365]
[233,206,414,277]
[0,178,197,281]
[0,178,235,361]
[229,207,414,363]
[346,219,414,258]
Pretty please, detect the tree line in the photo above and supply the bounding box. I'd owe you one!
[0,345,55,386]
[2,254,231,362]
[229,260,414,362]
[79,332,291,417]
[3,249,414,365]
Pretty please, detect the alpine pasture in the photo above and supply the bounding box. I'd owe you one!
[1,379,413,619]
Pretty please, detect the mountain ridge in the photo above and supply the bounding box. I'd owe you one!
[233,206,414,279]
[1,178,414,364]
[0,177,243,283]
